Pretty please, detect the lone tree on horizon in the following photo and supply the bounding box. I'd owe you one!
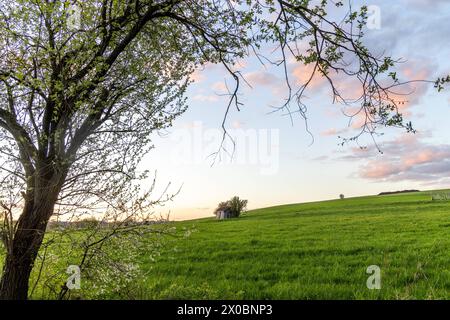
[0,0,448,299]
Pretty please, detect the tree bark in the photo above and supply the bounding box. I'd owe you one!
[0,185,59,300]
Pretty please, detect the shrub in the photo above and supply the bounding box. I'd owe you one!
[228,196,248,217]
[339,194,345,200]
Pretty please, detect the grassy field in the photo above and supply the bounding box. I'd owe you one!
[1,190,449,299]
[141,190,450,299]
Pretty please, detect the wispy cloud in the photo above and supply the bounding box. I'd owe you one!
[192,94,219,102]
[320,128,348,137]
[243,71,280,87]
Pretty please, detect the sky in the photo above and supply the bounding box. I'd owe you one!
[140,0,450,221]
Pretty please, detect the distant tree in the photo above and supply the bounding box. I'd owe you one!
[339,194,345,200]
[228,196,248,218]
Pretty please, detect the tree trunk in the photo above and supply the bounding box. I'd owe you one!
[0,188,59,300]
[0,244,40,300]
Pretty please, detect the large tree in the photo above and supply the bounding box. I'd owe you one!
[0,0,446,300]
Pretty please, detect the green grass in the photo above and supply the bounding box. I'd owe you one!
[1,190,449,299]
[140,190,450,299]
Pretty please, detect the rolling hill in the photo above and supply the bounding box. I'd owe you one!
[2,190,449,299]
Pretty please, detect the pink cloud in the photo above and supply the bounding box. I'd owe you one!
[190,69,205,83]
[192,94,219,102]
[403,149,435,166]
[349,132,450,185]
[244,71,280,87]
[211,81,228,93]
[386,62,434,111]
[190,62,221,83]
[291,63,327,90]
[320,128,348,137]
[242,70,289,99]
[362,162,401,179]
